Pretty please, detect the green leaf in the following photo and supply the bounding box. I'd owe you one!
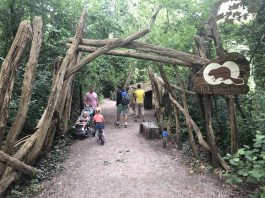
[238,148,245,155]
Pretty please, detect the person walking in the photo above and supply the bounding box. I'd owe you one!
[133,84,145,122]
[114,86,130,128]
[83,86,99,109]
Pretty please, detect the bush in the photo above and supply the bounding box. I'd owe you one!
[224,130,265,196]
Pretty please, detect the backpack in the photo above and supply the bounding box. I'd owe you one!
[121,91,130,105]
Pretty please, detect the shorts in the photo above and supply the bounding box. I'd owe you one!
[117,104,128,116]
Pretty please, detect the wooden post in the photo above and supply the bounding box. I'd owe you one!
[174,105,182,148]
[25,10,88,164]
[158,64,199,158]
[204,95,219,167]
[0,21,32,144]
[3,17,43,155]
[169,94,230,170]
[227,96,239,154]
[148,67,164,131]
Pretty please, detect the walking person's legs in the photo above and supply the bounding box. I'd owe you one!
[134,103,140,121]
[115,104,122,126]
[123,106,128,127]
[139,103,145,122]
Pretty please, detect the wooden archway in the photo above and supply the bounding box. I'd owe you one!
[0,6,250,193]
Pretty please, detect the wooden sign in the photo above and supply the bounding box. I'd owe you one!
[192,53,250,95]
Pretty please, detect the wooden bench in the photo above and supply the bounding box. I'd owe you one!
[139,122,160,140]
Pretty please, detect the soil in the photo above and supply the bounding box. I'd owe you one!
[35,99,245,198]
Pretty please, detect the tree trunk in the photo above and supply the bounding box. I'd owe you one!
[0,21,32,145]
[208,16,224,57]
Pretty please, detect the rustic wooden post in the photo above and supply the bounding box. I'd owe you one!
[174,105,182,148]
[227,96,239,154]
[0,10,88,195]
[168,94,230,170]
[62,80,74,136]
[25,10,88,164]
[204,95,219,167]
[158,64,199,158]
[0,21,32,144]
[3,17,43,155]
[213,97,226,152]
[148,67,164,130]
[167,112,172,136]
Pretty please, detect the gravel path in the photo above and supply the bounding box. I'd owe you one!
[36,99,238,198]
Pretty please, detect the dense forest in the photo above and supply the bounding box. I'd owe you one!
[0,0,265,197]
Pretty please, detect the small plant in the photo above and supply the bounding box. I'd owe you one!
[224,130,265,196]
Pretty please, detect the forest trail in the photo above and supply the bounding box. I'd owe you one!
[36,99,237,198]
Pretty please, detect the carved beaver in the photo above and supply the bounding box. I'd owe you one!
[208,67,244,85]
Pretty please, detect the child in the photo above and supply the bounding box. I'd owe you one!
[162,128,169,148]
[93,107,105,140]
[75,111,89,130]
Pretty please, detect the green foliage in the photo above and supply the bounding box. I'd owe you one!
[224,131,265,185]
[6,137,72,198]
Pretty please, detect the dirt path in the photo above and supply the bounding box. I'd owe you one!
[36,99,237,198]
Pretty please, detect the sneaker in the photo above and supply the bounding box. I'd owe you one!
[114,122,120,126]
[124,124,127,128]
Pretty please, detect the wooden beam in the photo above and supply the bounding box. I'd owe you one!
[65,7,161,79]
[66,44,193,67]
[0,151,42,175]
[68,38,210,66]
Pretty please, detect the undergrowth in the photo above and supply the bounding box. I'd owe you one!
[6,136,74,198]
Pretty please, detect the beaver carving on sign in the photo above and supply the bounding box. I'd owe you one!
[208,66,244,85]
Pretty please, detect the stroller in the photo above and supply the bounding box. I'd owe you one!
[71,106,95,139]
